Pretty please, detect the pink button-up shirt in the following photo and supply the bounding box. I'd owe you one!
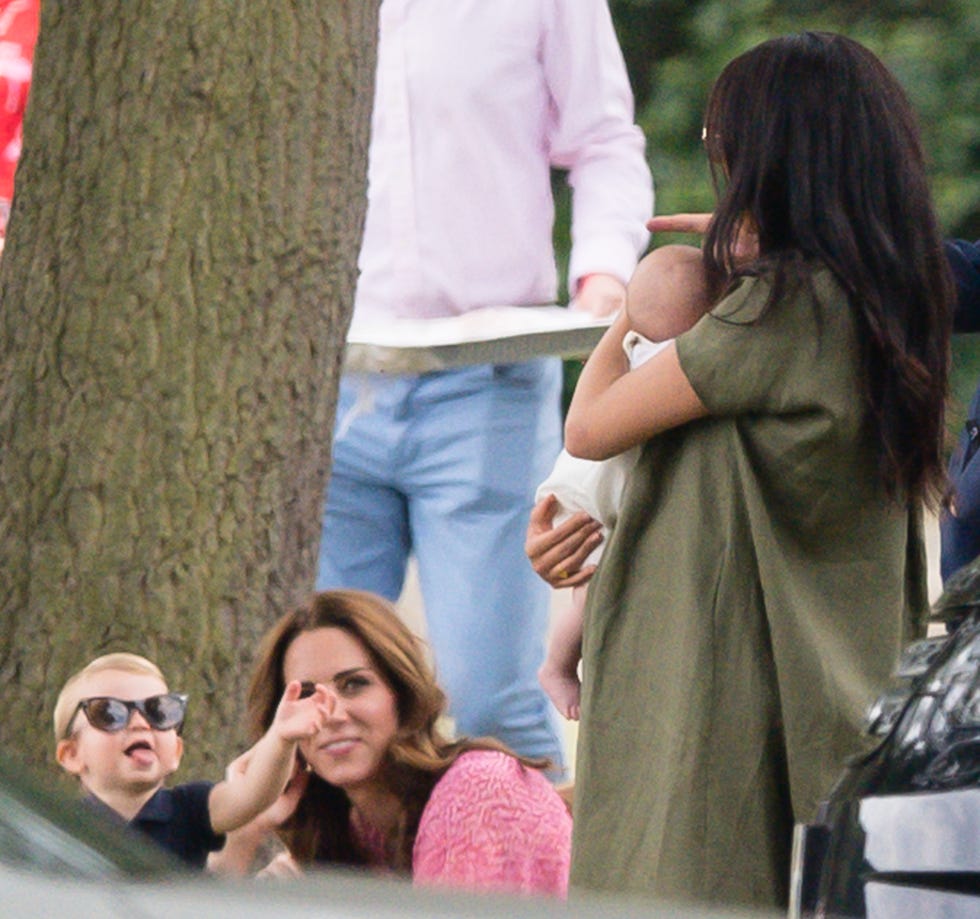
[355,0,653,322]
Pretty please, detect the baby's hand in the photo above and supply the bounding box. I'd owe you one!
[273,680,330,744]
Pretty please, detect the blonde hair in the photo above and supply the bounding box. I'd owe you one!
[53,652,167,741]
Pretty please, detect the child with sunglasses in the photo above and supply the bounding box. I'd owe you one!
[53,651,331,869]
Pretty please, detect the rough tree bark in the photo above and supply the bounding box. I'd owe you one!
[0,1,378,776]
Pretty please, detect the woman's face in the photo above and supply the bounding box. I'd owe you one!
[282,627,400,800]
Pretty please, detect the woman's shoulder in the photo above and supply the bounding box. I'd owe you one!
[709,263,844,320]
[675,262,854,414]
[413,750,571,895]
[438,748,522,780]
[428,749,553,804]
[422,748,570,831]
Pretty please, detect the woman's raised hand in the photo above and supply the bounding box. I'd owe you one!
[525,494,603,588]
[646,213,712,235]
[648,212,759,262]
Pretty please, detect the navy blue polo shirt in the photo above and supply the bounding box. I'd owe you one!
[86,781,225,869]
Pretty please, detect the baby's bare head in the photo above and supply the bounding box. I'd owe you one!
[626,244,711,342]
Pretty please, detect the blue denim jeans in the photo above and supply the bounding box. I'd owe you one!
[317,359,565,767]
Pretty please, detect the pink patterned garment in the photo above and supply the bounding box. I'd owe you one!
[354,750,571,898]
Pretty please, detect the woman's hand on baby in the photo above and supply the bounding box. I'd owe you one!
[525,494,603,587]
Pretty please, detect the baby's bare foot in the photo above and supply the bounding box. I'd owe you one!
[539,662,581,721]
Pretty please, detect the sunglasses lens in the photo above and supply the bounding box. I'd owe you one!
[298,681,317,699]
[85,698,131,732]
[142,694,186,730]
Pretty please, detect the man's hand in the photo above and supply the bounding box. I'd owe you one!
[572,272,627,317]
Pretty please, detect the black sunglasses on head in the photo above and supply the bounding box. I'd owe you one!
[65,693,189,738]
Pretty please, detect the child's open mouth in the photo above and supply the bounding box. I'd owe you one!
[124,740,156,766]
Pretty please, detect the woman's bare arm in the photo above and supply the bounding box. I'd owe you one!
[564,312,707,460]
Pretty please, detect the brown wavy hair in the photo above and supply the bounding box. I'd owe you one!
[247,589,546,872]
[701,32,952,508]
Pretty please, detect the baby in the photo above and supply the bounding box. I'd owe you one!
[53,651,329,868]
[536,244,712,718]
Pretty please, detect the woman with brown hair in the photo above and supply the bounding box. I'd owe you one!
[527,31,952,909]
[215,589,571,896]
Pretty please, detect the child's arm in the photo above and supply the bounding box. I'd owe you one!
[207,680,328,835]
[208,758,310,876]
[564,310,707,460]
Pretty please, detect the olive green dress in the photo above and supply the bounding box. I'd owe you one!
[570,270,928,909]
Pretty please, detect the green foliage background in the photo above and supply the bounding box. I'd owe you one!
[559,0,980,422]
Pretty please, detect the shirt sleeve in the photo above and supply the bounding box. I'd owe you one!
[174,781,226,854]
[540,0,653,287]
[675,271,852,418]
[412,751,571,897]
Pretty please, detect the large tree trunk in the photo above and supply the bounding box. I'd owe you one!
[0,1,378,776]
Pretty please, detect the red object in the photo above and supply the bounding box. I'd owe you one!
[0,0,39,234]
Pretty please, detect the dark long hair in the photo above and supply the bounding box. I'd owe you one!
[702,31,952,508]
[247,589,544,872]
